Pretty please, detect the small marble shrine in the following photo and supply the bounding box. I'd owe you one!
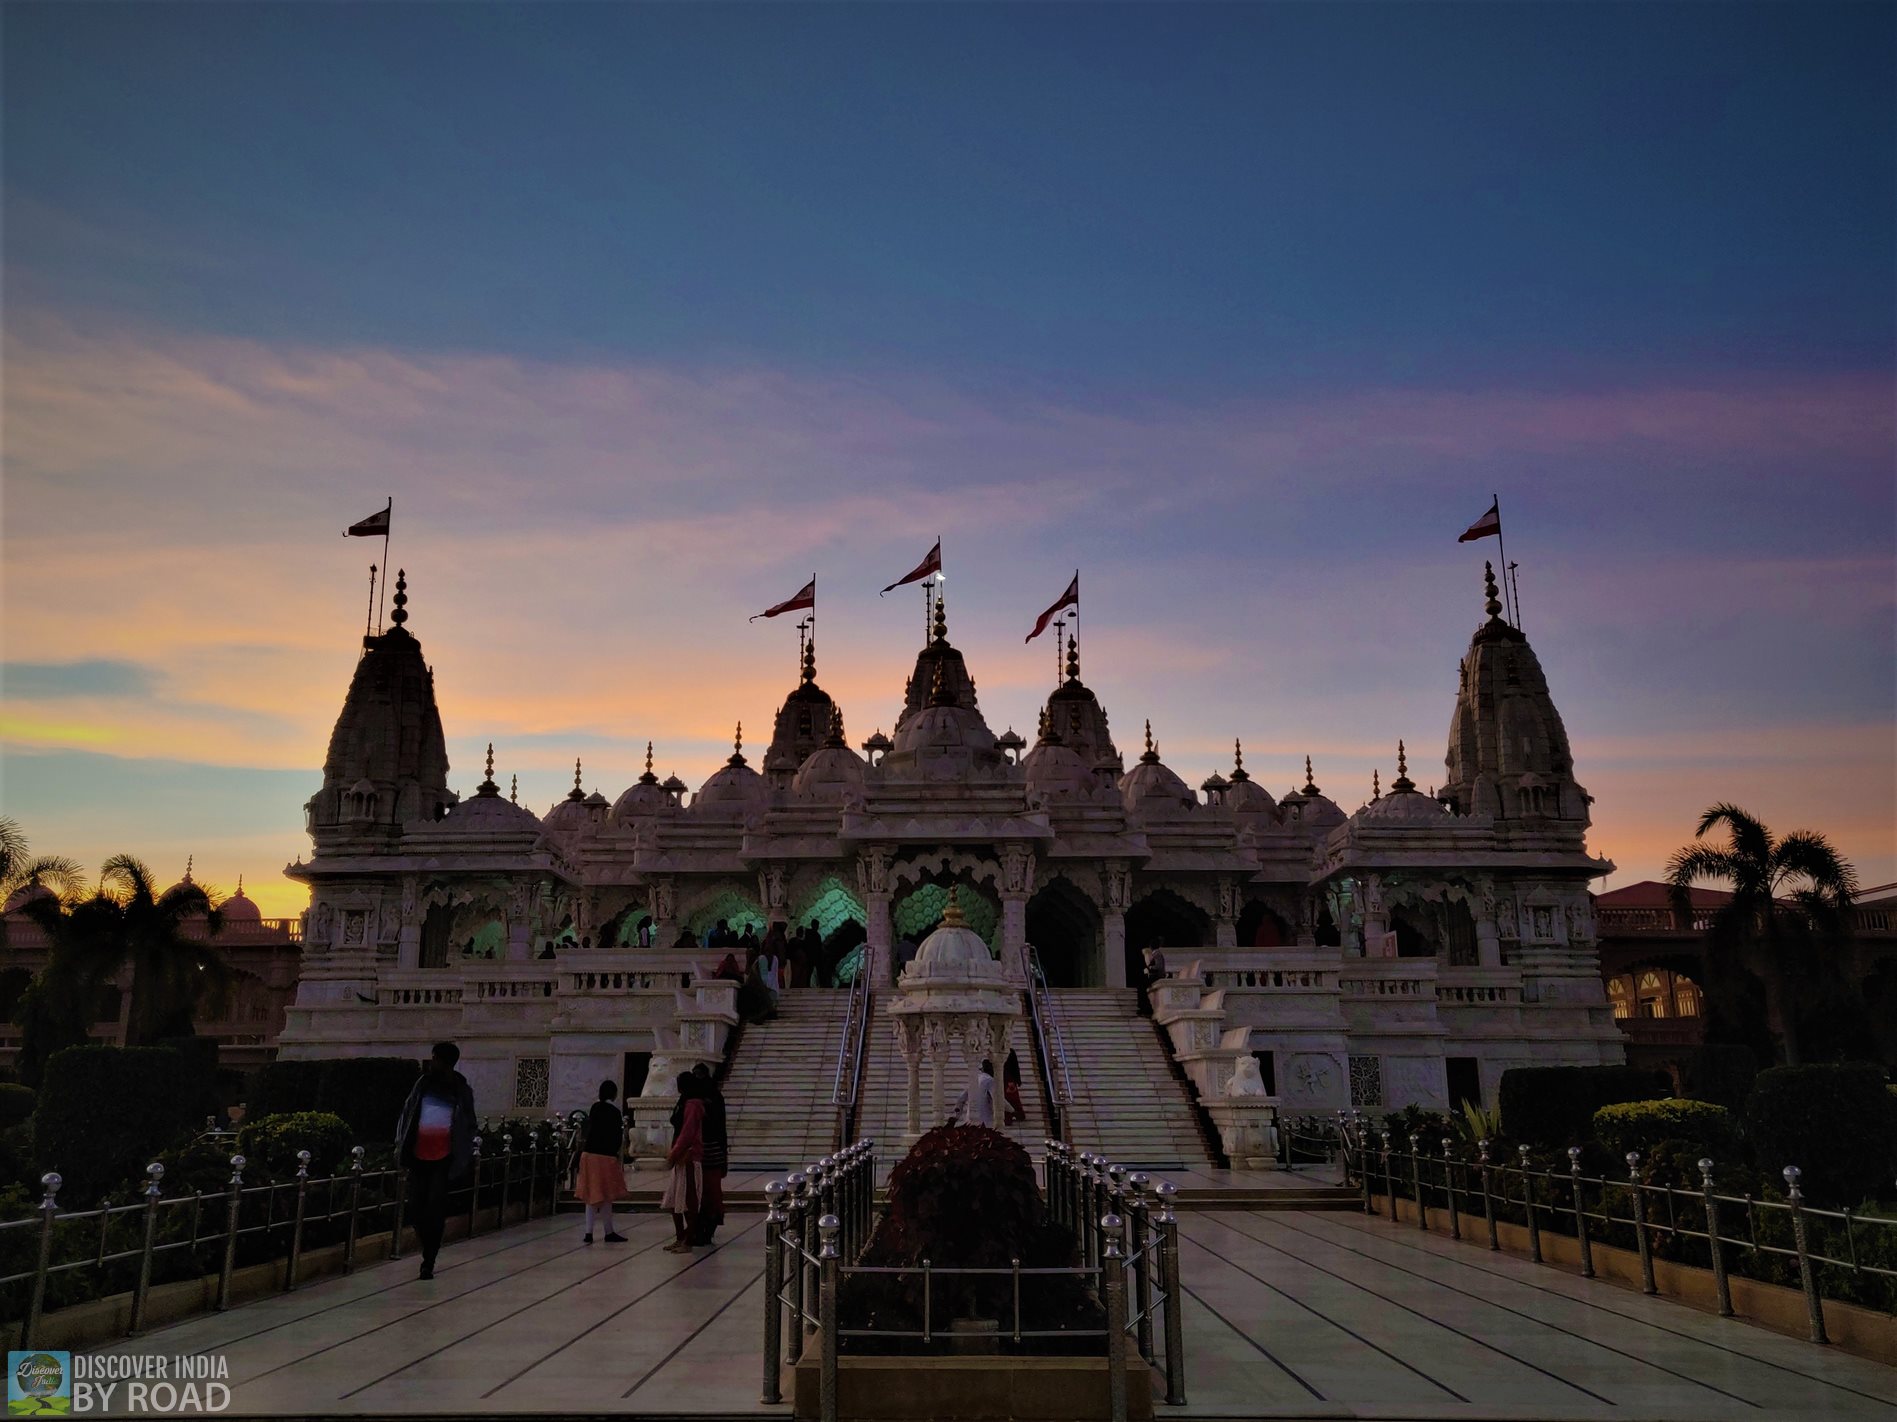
[278,561,1624,1147]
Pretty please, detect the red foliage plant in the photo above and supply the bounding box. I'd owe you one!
[876,1124,1043,1269]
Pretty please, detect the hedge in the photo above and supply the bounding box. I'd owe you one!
[237,1111,354,1178]
[1745,1063,1895,1207]
[0,1084,34,1129]
[31,1046,204,1201]
[1592,1099,1737,1162]
[249,1057,420,1144]
[1498,1065,1672,1148]
[1680,1043,1758,1111]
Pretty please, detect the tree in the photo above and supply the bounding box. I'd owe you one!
[1666,804,1858,1067]
[19,855,230,1050]
[0,817,86,913]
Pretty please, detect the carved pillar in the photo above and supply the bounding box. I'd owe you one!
[1103,862,1130,990]
[1215,877,1239,949]
[397,875,422,969]
[1296,891,1318,949]
[1475,876,1503,968]
[857,847,893,986]
[506,880,532,962]
[998,843,1035,983]
[963,1015,996,1119]
[1360,875,1392,959]
[894,1018,924,1138]
[924,1019,949,1128]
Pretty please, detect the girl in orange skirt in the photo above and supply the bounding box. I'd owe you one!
[576,1080,628,1243]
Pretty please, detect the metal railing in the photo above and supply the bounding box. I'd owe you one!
[762,1139,1184,1422]
[1328,1118,1897,1342]
[829,957,873,1147]
[1,1121,575,1349]
[1023,945,1073,1142]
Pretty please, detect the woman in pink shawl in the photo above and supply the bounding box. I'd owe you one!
[660,1072,704,1252]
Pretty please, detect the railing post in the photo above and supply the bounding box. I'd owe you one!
[1783,1167,1829,1345]
[1627,1152,1656,1295]
[216,1155,246,1311]
[524,1127,538,1221]
[1518,1145,1542,1264]
[1358,1121,1374,1215]
[389,1157,409,1262]
[1048,1143,1063,1228]
[818,1214,841,1422]
[499,1133,514,1225]
[284,1151,311,1292]
[1442,1138,1460,1241]
[466,1136,483,1238]
[130,1163,165,1333]
[1102,1212,1129,1422]
[1156,1181,1186,1406]
[1567,1147,1594,1278]
[1409,1134,1427,1231]
[787,1171,809,1345]
[344,1145,366,1272]
[761,1181,786,1403]
[1379,1131,1393,1219]
[24,1171,61,1348]
[1478,1141,1499,1250]
[1129,1173,1154,1363]
[1700,1158,1733,1317]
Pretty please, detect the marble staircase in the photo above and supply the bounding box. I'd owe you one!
[719,987,851,1170]
[1052,988,1220,1170]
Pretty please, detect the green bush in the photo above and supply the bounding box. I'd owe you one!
[315,1057,419,1142]
[1593,1099,1737,1162]
[1498,1065,1672,1148]
[1681,1043,1758,1111]
[31,1046,202,1201]
[1745,1063,1895,1207]
[1382,1105,1457,1151]
[0,1083,35,1128]
[248,1059,326,1120]
[155,1035,221,1124]
[237,1111,354,1178]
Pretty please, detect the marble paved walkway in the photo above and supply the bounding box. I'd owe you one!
[88,1205,1897,1419]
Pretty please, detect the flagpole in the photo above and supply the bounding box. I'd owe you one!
[365,564,378,640]
[1070,569,1080,679]
[1053,618,1065,689]
[1509,561,1524,633]
[1491,494,1513,626]
[376,497,392,634]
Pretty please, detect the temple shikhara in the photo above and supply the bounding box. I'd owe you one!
[280,561,1625,1168]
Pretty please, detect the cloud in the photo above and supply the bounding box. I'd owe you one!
[3,658,155,698]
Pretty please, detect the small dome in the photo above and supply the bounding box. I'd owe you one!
[1119,724,1193,815]
[4,881,57,916]
[693,724,768,817]
[792,743,866,798]
[1351,746,1441,827]
[438,788,543,834]
[159,857,204,906]
[220,879,262,923]
[543,798,589,835]
[902,891,994,982]
[1225,777,1278,819]
[614,742,670,819]
[1200,771,1230,800]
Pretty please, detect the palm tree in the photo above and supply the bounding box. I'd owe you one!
[0,817,87,909]
[1666,803,1858,1066]
[19,854,230,1050]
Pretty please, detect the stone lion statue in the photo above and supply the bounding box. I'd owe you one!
[1227,1054,1269,1097]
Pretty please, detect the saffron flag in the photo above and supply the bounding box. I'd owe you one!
[1458,499,1501,542]
[752,577,816,621]
[880,539,942,594]
[345,505,391,537]
[1025,572,1080,643]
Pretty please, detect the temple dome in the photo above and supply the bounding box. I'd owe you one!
[1119,722,1194,815]
[438,785,542,834]
[1353,747,1445,826]
[614,743,669,819]
[901,891,993,982]
[1023,738,1094,800]
[693,725,768,818]
[1278,758,1344,832]
[220,880,262,923]
[1224,742,1277,819]
[543,759,591,836]
[4,881,56,916]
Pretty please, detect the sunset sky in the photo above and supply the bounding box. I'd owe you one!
[3,3,1893,917]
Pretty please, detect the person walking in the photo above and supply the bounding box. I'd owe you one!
[690,1062,728,1245]
[395,1041,476,1280]
[1002,1049,1026,1125]
[661,1072,705,1252]
[576,1080,628,1244]
[969,1059,998,1128]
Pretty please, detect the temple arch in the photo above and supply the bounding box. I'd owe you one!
[1238,898,1291,948]
[1126,887,1212,985]
[1027,876,1103,986]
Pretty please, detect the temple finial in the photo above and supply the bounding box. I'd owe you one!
[566,756,585,801]
[1483,561,1503,621]
[236,873,243,894]
[509,774,518,805]
[827,704,845,746]
[1303,755,1319,795]
[184,854,194,883]
[390,568,409,627]
[1391,739,1416,793]
[477,742,498,795]
[1232,738,1248,781]
[1372,768,1381,801]
[1140,719,1160,764]
[1066,633,1079,683]
[942,885,966,927]
[728,722,745,765]
[933,584,947,643]
[802,632,817,686]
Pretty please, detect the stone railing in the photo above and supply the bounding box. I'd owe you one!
[1338,973,1433,998]
[377,985,463,1006]
[562,967,693,993]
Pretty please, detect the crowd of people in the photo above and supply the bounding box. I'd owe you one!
[705,918,859,1022]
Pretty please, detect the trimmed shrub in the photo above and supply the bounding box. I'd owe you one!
[1681,1043,1758,1111]
[0,1084,35,1128]
[1593,1099,1737,1162]
[249,1060,325,1120]
[237,1111,354,1178]
[31,1046,201,1200]
[156,1035,221,1125]
[315,1057,420,1142]
[1745,1063,1895,1207]
[1499,1065,1672,1148]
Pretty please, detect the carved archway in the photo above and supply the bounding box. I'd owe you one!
[1026,876,1102,987]
[1237,898,1291,948]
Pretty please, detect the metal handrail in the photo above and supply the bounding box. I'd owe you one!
[1023,944,1073,1142]
[829,953,872,1146]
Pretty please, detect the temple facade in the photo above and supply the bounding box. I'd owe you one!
[278,563,1625,1138]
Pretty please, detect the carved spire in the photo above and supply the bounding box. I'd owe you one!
[1372,768,1381,801]
[390,568,409,628]
[933,584,948,644]
[802,633,817,686]
[509,774,518,805]
[728,723,746,767]
[183,854,194,884]
[1303,754,1320,795]
[477,742,499,796]
[640,741,658,785]
[826,703,846,747]
[1140,720,1161,765]
[941,884,966,928]
[1483,561,1503,622]
[567,757,585,801]
[1231,737,1249,782]
[1066,633,1080,683]
[236,873,244,895]
[1391,739,1416,794]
